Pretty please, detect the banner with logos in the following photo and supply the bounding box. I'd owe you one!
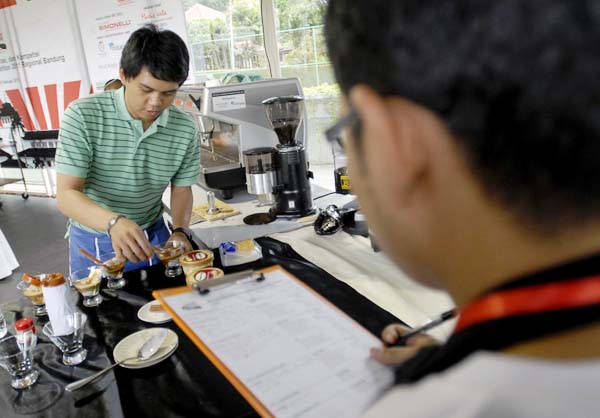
[75,0,190,91]
[0,0,190,133]
[0,0,88,131]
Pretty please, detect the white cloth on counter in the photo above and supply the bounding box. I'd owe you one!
[0,227,19,279]
[363,352,600,418]
[270,227,456,341]
[42,280,76,336]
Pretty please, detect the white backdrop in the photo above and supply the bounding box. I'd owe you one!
[0,0,189,131]
[0,0,86,131]
[75,0,190,91]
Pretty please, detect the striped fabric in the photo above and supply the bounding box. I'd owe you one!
[56,87,199,233]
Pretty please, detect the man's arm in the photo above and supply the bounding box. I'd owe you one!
[56,174,115,231]
[169,185,194,251]
[56,174,153,262]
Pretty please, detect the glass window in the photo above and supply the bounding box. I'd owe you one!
[273,0,339,164]
[183,0,339,164]
[183,0,269,83]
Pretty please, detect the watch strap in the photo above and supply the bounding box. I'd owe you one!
[172,227,193,242]
[107,214,125,236]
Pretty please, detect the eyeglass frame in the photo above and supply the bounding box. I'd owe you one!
[324,108,360,149]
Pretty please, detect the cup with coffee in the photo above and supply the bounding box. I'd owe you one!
[99,251,126,289]
[70,266,103,307]
[154,240,185,277]
[17,274,46,316]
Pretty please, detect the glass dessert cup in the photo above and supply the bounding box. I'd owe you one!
[99,252,126,290]
[154,240,185,277]
[17,275,46,316]
[70,266,103,308]
[0,335,39,390]
[42,312,87,366]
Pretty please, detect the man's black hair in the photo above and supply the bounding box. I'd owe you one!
[120,24,189,86]
[325,0,600,232]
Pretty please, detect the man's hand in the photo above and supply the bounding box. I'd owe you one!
[370,324,440,365]
[109,217,154,263]
[169,231,193,253]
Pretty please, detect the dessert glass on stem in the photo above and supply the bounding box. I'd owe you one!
[154,240,185,277]
[17,274,47,316]
[70,266,103,307]
[99,252,126,289]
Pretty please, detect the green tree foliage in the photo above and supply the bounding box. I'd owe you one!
[185,0,326,42]
[184,0,337,163]
[275,0,326,30]
[185,0,331,84]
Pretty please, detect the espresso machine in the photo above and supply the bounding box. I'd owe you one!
[175,79,307,199]
[242,96,315,222]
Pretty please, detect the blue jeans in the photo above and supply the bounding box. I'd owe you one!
[68,218,171,275]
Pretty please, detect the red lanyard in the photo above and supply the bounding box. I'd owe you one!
[455,275,600,333]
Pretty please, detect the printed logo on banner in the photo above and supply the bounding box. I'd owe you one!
[98,20,132,31]
[108,42,124,51]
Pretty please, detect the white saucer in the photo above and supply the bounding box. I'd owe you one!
[137,300,172,324]
[113,328,178,369]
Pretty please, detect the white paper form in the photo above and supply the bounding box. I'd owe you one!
[163,268,394,418]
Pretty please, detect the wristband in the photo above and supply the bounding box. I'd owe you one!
[107,214,125,236]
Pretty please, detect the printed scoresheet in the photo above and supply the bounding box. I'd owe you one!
[159,267,394,418]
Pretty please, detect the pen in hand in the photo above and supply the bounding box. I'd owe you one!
[391,309,457,346]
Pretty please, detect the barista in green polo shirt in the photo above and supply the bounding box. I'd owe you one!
[56,24,199,273]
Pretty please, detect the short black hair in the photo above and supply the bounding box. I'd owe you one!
[120,24,189,86]
[326,0,600,232]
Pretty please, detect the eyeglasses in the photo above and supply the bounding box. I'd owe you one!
[324,108,359,149]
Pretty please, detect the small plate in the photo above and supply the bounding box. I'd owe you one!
[137,300,172,324]
[113,328,178,369]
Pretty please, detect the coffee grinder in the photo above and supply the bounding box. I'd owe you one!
[264,96,315,219]
[242,96,315,225]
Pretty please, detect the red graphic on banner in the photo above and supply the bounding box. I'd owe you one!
[44,84,59,129]
[3,80,82,131]
[5,89,34,130]
[63,80,81,110]
[0,0,17,10]
[26,86,48,130]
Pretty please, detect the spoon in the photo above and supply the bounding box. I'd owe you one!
[79,248,104,266]
[65,329,169,392]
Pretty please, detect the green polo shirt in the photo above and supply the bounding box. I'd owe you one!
[56,87,199,233]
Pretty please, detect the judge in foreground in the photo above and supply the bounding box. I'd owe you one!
[325,1,600,416]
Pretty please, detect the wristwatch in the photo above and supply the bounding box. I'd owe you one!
[107,214,125,236]
[172,227,193,242]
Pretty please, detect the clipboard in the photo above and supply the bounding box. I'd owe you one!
[153,265,394,418]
